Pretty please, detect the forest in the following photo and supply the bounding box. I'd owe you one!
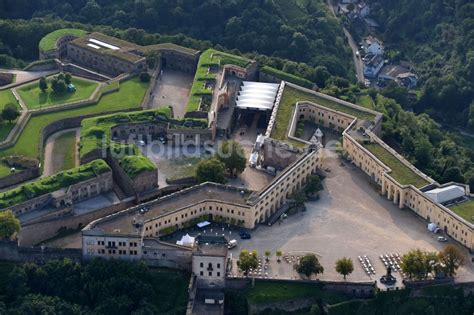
[0,259,189,314]
[366,0,474,129]
[0,0,353,82]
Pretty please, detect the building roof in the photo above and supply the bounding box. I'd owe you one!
[85,183,252,235]
[70,32,145,63]
[194,243,228,257]
[425,185,466,204]
[379,64,411,79]
[236,82,280,111]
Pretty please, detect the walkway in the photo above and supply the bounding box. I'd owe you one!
[42,128,80,177]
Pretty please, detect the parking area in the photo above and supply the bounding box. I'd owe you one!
[147,69,194,119]
[227,152,474,285]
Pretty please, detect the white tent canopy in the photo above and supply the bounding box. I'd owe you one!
[236,81,280,111]
[176,233,195,247]
[425,185,465,204]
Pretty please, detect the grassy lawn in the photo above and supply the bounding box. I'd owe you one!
[363,143,429,188]
[244,281,347,305]
[187,49,252,112]
[52,131,77,172]
[0,89,21,141]
[356,95,375,110]
[271,86,374,146]
[0,159,109,209]
[17,76,99,109]
[450,199,474,223]
[39,28,88,52]
[0,77,148,160]
[0,162,11,177]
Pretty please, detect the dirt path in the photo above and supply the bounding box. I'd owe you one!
[43,128,80,177]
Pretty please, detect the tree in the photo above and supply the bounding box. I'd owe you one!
[335,257,354,280]
[292,191,308,210]
[39,77,48,92]
[2,103,20,123]
[295,254,324,278]
[216,140,246,176]
[0,210,20,239]
[54,80,67,94]
[238,249,258,274]
[64,73,72,85]
[195,158,226,183]
[276,250,282,262]
[305,175,323,196]
[439,245,464,277]
[139,71,151,82]
[264,250,271,261]
[400,249,439,280]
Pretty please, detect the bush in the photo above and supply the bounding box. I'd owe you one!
[140,72,151,82]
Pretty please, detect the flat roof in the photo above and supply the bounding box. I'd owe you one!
[236,82,279,111]
[70,32,144,63]
[88,183,251,235]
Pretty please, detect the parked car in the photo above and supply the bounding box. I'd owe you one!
[227,239,237,249]
[437,236,448,242]
[137,140,146,146]
[239,230,251,239]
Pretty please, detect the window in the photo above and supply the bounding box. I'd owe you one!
[217,263,221,269]
[209,272,212,276]
[217,272,220,277]
[200,262,203,268]
[200,271,203,276]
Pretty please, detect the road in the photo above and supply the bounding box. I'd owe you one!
[0,68,57,86]
[326,0,365,82]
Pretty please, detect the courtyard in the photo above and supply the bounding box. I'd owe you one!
[227,152,474,284]
[147,69,194,119]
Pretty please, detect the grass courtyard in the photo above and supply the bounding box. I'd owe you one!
[363,143,429,188]
[0,77,149,162]
[17,76,99,109]
[0,89,20,141]
[450,199,474,223]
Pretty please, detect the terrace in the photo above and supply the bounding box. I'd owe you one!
[270,85,375,145]
[39,28,88,53]
[450,199,474,224]
[362,142,429,188]
[186,49,253,113]
[0,159,110,209]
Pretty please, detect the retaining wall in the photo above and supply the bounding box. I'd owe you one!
[18,201,133,246]
[0,166,40,189]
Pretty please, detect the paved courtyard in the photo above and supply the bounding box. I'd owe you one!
[227,152,474,285]
[147,69,194,119]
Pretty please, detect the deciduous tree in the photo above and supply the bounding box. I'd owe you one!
[295,254,324,278]
[439,245,464,277]
[216,140,246,176]
[335,257,354,280]
[2,103,20,123]
[195,158,226,183]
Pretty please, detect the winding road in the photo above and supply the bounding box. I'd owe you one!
[326,0,365,82]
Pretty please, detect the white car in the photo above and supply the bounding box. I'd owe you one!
[227,239,237,249]
[137,140,146,146]
[437,236,448,242]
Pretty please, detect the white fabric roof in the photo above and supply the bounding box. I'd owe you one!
[236,81,279,111]
[425,185,465,204]
[176,233,195,247]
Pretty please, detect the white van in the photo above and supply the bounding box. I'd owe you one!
[227,239,237,249]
